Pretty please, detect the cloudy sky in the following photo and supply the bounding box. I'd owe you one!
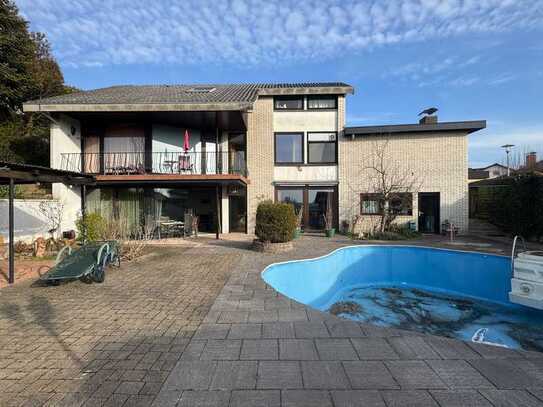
[17,0,543,167]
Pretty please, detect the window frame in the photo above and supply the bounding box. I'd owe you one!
[274,132,305,165]
[273,96,304,111]
[307,131,338,165]
[307,95,338,110]
[360,192,413,216]
[360,193,383,216]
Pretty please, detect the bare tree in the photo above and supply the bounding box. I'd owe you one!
[39,200,64,239]
[346,139,423,234]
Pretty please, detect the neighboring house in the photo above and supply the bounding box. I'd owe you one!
[23,83,485,236]
[468,168,490,184]
[471,163,509,179]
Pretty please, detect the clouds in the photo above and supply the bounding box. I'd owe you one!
[15,0,543,68]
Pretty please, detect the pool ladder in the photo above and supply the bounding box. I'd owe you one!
[511,235,528,276]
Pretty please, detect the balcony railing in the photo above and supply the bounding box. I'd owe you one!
[60,151,247,176]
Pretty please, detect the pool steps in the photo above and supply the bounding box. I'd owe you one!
[510,250,543,310]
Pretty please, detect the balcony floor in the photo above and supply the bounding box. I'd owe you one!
[95,173,249,185]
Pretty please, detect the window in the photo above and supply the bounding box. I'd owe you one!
[390,193,413,216]
[275,133,304,164]
[360,193,412,216]
[307,96,337,109]
[307,132,337,164]
[274,97,303,110]
[361,193,382,215]
[276,188,304,215]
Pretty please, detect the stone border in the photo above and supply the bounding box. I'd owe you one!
[252,240,293,253]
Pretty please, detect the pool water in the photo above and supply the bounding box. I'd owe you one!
[328,285,543,351]
[262,245,543,352]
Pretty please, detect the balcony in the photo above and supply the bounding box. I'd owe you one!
[59,151,247,177]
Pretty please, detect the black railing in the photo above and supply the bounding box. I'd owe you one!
[60,151,247,176]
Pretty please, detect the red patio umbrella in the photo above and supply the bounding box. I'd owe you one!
[183,129,190,152]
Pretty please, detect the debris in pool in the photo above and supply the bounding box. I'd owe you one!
[471,328,509,348]
[328,301,362,316]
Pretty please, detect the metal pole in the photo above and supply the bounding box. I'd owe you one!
[506,151,510,176]
[215,184,221,239]
[8,178,14,284]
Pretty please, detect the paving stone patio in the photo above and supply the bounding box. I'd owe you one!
[2,235,543,406]
[154,236,543,407]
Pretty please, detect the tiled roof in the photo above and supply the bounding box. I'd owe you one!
[24,82,353,107]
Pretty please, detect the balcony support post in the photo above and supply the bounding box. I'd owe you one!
[144,123,152,173]
[215,184,221,239]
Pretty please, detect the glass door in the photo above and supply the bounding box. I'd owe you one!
[276,186,336,231]
[307,188,334,230]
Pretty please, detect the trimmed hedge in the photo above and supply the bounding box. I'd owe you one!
[255,200,297,243]
[484,174,543,241]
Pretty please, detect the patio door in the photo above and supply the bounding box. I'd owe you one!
[418,192,440,233]
[275,186,337,231]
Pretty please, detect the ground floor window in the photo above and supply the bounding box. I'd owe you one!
[360,192,413,216]
[86,185,244,237]
[275,185,337,230]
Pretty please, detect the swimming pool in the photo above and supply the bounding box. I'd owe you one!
[262,245,543,351]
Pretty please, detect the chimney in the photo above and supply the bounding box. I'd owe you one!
[419,115,438,124]
[526,152,537,169]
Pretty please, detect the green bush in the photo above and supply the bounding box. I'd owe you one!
[255,200,297,243]
[485,174,543,241]
[76,212,106,242]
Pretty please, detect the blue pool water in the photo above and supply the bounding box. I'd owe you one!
[262,246,543,351]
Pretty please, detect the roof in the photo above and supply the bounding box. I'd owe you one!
[344,120,486,137]
[0,162,95,185]
[476,163,508,170]
[468,169,490,180]
[23,82,354,113]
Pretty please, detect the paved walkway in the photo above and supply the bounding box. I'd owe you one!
[2,235,543,406]
[156,236,543,407]
[0,246,237,406]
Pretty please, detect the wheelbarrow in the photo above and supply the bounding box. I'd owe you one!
[40,241,120,284]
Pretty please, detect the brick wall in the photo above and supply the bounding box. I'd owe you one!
[246,97,274,233]
[338,132,469,234]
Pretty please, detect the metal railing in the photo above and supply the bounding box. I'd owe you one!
[60,151,247,176]
[511,235,528,276]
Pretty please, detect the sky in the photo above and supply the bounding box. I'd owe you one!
[16,0,543,168]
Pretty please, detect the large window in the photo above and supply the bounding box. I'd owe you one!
[307,96,337,109]
[307,132,337,164]
[276,188,304,215]
[360,193,412,216]
[275,133,304,164]
[274,96,303,110]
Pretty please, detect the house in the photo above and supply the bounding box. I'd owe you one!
[468,168,490,183]
[23,82,485,237]
[470,163,509,179]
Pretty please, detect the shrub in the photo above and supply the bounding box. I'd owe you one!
[75,212,106,242]
[255,200,297,243]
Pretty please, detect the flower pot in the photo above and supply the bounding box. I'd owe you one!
[325,228,336,238]
[294,229,302,239]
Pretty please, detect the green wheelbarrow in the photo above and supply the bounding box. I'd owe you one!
[40,241,120,284]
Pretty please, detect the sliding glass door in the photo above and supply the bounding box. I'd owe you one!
[275,186,337,231]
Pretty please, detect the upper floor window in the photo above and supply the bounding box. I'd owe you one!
[307,132,337,164]
[307,95,337,109]
[275,132,304,164]
[274,96,304,110]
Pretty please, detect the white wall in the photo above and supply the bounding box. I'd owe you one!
[274,166,337,182]
[51,115,83,232]
[273,111,337,132]
[0,199,63,243]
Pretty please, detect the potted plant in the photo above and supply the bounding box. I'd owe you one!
[294,207,303,239]
[253,201,297,253]
[323,204,335,237]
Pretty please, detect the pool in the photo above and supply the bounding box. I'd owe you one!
[262,245,543,351]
